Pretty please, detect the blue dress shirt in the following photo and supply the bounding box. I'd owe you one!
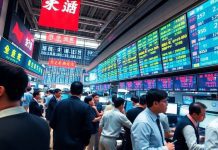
[131,108,167,150]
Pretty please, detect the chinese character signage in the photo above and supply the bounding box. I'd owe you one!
[0,0,3,16]
[48,58,76,68]
[46,33,77,45]
[8,14,34,57]
[0,38,44,76]
[38,0,81,31]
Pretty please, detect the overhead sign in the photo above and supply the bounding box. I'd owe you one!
[46,32,77,45]
[0,0,3,16]
[9,14,34,57]
[38,0,81,31]
[0,38,44,76]
[48,58,76,68]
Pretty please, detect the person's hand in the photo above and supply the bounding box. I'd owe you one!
[92,106,97,110]
[166,142,175,150]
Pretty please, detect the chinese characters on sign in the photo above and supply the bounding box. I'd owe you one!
[39,0,81,31]
[0,38,44,76]
[48,58,76,68]
[9,15,34,57]
[46,33,77,45]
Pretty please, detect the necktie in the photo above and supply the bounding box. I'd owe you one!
[156,118,164,146]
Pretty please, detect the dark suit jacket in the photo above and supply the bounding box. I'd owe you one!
[50,96,94,150]
[46,96,58,121]
[29,99,43,117]
[0,112,50,150]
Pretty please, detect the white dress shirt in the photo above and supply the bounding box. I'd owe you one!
[0,106,26,118]
[205,118,218,150]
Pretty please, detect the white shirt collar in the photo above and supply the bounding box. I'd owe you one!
[0,106,26,118]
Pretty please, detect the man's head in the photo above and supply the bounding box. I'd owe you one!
[92,93,99,103]
[146,89,168,114]
[70,81,83,96]
[54,88,62,99]
[0,61,28,104]
[139,94,147,108]
[84,96,95,106]
[189,102,207,122]
[114,97,125,109]
[26,86,32,92]
[33,91,41,101]
[131,96,139,106]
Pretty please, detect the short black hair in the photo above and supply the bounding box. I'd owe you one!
[139,94,147,105]
[189,102,207,115]
[114,97,125,108]
[48,89,54,94]
[33,91,40,97]
[112,94,117,103]
[92,93,99,98]
[70,81,83,95]
[26,86,32,92]
[131,96,139,103]
[84,96,92,104]
[54,88,61,94]
[146,89,168,108]
[0,61,28,101]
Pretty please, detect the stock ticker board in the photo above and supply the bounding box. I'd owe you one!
[143,79,157,90]
[137,30,163,76]
[105,55,118,82]
[174,75,197,91]
[157,77,174,91]
[188,0,218,68]
[160,15,191,73]
[117,43,140,80]
[198,72,218,91]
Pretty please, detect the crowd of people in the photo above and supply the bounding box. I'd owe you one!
[0,61,218,150]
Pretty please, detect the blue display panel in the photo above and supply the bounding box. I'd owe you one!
[188,0,218,68]
[133,80,144,90]
[174,75,197,91]
[182,95,194,105]
[117,43,140,80]
[106,55,118,81]
[89,68,98,84]
[126,81,134,90]
[143,79,156,90]
[160,15,191,72]
[137,30,163,76]
[103,84,110,91]
[157,77,173,91]
[198,72,218,91]
[119,82,126,89]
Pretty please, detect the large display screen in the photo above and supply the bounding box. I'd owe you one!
[126,81,134,90]
[188,0,218,68]
[174,75,197,91]
[133,80,144,90]
[137,30,163,76]
[119,82,126,89]
[195,99,218,112]
[117,43,140,80]
[89,68,98,84]
[157,77,173,91]
[198,72,218,91]
[106,55,118,81]
[160,15,191,72]
[143,79,156,90]
[199,113,218,128]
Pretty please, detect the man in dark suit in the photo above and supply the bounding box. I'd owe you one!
[29,91,43,117]
[50,81,94,150]
[0,61,50,150]
[46,88,61,121]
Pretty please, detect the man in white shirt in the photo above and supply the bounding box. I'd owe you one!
[173,102,206,150]
[205,118,218,149]
[99,97,132,150]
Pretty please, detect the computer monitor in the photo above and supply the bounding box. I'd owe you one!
[166,103,178,115]
[195,99,218,113]
[179,105,189,116]
[125,101,133,112]
[182,95,194,105]
[199,113,218,128]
